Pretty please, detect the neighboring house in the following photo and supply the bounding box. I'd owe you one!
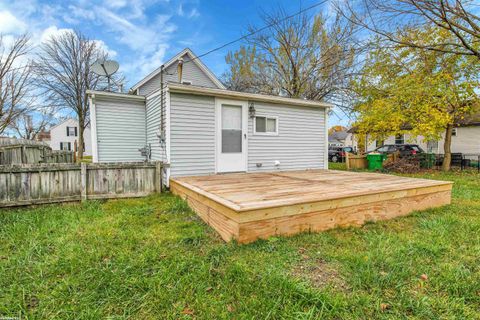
[36,131,51,143]
[328,131,348,147]
[49,119,92,155]
[347,114,480,154]
[88,48,330,186]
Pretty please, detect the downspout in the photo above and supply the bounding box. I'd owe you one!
[159,65,167,163]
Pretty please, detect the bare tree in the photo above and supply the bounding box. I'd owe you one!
[10,108,55,140]
[337,0,480,59]
[0,34,34,135]
[223,8,360,110]
[34,30,118,158]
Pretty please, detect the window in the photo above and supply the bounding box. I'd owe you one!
[452,128,457,136]
[254,116,278,135]
[427,140,438,153]
[221,104,242,153]
[375,140,384,148]
[66,126,77,137]
[60,142,71,151]
[395,134,404,144]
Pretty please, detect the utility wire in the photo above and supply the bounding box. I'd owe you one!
[183,0,329,65]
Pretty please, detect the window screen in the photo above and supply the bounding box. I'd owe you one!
[67,126,77,137]
[255,116,277,134]
[221,104,242,153]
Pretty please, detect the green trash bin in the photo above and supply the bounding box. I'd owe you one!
[367,153,387,170]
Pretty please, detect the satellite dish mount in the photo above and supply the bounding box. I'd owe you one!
[91,59,122,92]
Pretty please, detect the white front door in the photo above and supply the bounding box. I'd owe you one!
[216,99,248,173]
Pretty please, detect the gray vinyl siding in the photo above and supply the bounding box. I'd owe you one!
[138,54,220,96]
[248,102,326,171]
[95,97,146,162]
[168,93,326,177]
[145,91,166,161]
[169,93,216,177]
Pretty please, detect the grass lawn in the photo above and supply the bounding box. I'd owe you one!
[1,166,480,319]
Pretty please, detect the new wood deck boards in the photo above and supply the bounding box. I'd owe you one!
[170,170,453,243]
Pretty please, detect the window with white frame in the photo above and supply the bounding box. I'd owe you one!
[395,134,404,144]
[66,126,77,137]
[254,116,278,135]
[60,142,71,151]
[452,128,457,136]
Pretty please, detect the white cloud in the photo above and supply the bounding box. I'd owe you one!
[177,4,200,19]
[93,39,118,58]
[0,10,27,34]
[39,25,74,43]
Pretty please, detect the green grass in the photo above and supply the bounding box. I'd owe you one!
[1,168,480,319]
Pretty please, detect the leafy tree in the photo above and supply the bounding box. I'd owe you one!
[222,8,358,108]
[353,26,479,170]
[328,125,347,135]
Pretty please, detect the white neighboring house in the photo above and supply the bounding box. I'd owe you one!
[49,118,92,155]
[87,48,330,186]
[346,115,480,154]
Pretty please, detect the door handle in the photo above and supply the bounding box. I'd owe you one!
[244,133,247,139]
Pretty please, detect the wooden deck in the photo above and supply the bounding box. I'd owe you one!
[170,170,453,243]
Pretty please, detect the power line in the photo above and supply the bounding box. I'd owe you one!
[185,0,329,64]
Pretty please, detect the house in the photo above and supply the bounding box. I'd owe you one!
[36,131,51,143]
[49,119,92,155]
[87,48,330,186]
[347,114,480,154]
[328,130,348,147]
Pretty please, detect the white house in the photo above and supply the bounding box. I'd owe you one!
[87,48,330,186]
[49,118,92,155]
[346,116,480,154]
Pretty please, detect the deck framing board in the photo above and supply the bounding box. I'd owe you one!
[170,170,453,243]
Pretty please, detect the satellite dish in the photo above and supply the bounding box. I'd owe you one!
[91,59,121,92]
[91,59,119,77]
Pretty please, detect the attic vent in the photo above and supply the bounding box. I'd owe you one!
[181,80,192,85]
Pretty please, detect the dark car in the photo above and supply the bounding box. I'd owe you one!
[372,144,425,158]
[329,146,354,162]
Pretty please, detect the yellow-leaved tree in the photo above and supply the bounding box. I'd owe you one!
[353,26,479,171]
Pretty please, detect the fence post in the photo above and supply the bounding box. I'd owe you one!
[80,162,87,201]
[155,161,162,193]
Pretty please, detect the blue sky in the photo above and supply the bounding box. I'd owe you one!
[0,0,348,126]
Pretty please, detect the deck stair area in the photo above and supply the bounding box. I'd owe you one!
[170,170,453,243]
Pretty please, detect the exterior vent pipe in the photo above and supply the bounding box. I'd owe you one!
[177,57,184,83]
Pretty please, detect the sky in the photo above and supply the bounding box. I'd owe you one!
[0,0,349,126]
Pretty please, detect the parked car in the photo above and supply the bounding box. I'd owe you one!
[371,144,425,158]
[329,146,354,162]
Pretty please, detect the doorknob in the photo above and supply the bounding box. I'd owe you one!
[244,133,247,139]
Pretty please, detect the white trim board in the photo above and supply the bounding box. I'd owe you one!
[168,83,331,109]
[89,96,99,163]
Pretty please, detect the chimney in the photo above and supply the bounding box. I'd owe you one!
[177,57,184,83]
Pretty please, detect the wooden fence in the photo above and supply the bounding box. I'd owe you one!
[0,144,74,165]
[0,162,162,207]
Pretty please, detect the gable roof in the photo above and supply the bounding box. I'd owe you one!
[129,48,226,92]
[49,118,90,131]
[328,131,348,141]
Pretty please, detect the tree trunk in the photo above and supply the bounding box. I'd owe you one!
[78,117,84,160]
[442,124,453,171]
